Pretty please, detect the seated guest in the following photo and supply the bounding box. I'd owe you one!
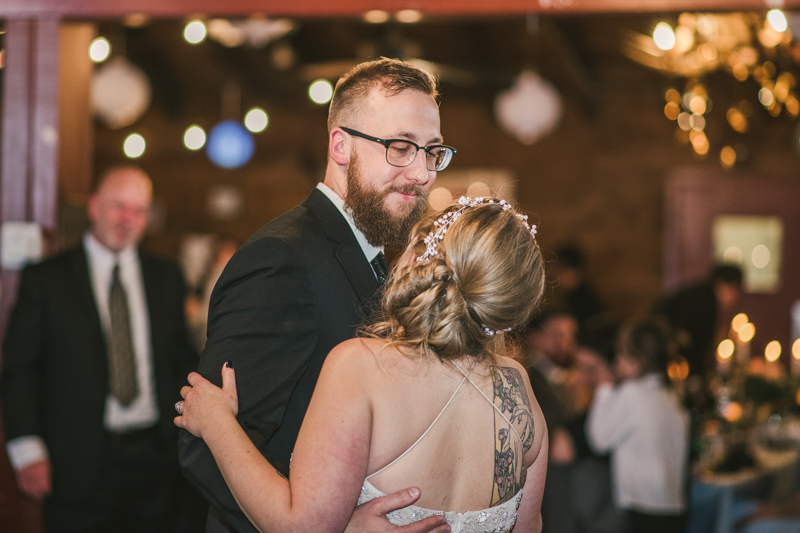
[586,316,689,533]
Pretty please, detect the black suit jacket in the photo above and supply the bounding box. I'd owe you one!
[178,189,381,533]
[1,245,197,499]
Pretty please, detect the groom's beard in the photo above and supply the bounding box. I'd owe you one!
[344,154,429,249]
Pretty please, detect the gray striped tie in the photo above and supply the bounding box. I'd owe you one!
[108,264,139,406]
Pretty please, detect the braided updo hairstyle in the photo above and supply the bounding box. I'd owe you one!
[366,199,545,364]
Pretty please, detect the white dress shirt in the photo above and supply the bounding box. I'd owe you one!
[7,234,159,471]
[587,373,689,513]
[316,182,383,272]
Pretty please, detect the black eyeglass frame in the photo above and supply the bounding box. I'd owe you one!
[340,126,457,171]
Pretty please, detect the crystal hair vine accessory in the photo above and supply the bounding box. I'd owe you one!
[417,196,537,262]
[483,326,513,336]
[417,196,538,337]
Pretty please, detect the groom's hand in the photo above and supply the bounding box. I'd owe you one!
[345,487,451,533]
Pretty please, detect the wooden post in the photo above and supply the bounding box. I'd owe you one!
[0,19,60,533]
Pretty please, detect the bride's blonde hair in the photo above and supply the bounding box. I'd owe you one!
[365,199,545,364]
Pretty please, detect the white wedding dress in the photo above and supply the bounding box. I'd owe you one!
[356,364,528,533]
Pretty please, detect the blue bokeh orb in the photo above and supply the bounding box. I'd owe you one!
[205,120,255,169]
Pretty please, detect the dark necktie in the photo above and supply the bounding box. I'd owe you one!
[108,264,139,406]
[370,252,390,285]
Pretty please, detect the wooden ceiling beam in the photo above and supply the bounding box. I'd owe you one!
[2,0,799,19]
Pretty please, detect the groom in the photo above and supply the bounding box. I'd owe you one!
[178,58,455,533]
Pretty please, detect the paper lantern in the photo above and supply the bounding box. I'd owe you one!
[91,57,151,129]
[494,71,562,146]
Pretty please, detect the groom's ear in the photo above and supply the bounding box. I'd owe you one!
[329,128,349,166]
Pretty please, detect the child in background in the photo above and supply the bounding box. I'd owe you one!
[586,316,690,533]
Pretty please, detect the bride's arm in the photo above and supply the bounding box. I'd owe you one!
[177,341,374,533]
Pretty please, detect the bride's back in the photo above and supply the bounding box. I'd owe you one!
[360,339,540,513]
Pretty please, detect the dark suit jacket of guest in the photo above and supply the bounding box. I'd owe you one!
[178,188,381,533]
[1,244,197,500]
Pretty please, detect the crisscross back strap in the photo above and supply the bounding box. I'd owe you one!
[366,367,472,480]
[450,362,523,446]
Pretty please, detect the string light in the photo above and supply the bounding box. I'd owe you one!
[89,37,111,62]
[123,133,146,158]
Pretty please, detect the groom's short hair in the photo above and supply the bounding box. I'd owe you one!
[327,57,438,133]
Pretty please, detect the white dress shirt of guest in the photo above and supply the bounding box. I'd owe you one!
[587,372,689,513]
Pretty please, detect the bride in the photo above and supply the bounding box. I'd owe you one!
[176,197,548,533]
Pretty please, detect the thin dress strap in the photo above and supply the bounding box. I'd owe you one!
[450,361,524,446]
[366,367,473,480]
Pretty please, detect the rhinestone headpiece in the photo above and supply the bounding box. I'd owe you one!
[417,196,537,262]
[416,196,538,336]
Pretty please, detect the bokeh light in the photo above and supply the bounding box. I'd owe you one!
[793,338,800,360]
[123,133,146,158]
[184,20,207,44]
[765,340,782,362]
[183,125,206,150]
[732,313,749,332]
[720,146,736,168]
[396,10,423,23]
[717,339,734,360]
[752,244,771,268]
[738,322,756,343]
[244,107,269,133]
[653,22,676,51]
[89,37,111,63]
[364,10,389,23]
[767,9,788,33]
[309,79,334,105]
[429,187,453,211]
[206,120,255,169]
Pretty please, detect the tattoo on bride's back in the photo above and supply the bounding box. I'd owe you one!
[491,367,534,505]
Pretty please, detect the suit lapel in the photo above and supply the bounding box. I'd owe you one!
[303,189,380,303]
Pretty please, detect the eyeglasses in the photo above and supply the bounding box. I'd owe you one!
[341,127,457,172]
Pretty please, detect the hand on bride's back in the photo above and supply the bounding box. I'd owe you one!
[176,363,239,438]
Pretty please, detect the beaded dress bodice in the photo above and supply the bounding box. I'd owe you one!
[356,363,527,533]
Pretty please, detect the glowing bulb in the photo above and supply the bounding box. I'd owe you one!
[183,125,206,150]
[765,340,781,362]
[653,22,676,51]
[739,322,756,343]
[767,9,788,33]
[244,107,269,133]
[732,313,749,332]
[89,37,111,62]
[396,10,423,23]
[717,339,735,360]
[184,20,207,44]
[364,10,389,23]
[123,133,145,158]
[792,339,800,360]
[309,79,333,105]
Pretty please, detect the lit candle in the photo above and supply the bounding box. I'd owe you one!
[717,339,734,376]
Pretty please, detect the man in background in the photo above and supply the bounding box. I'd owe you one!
[178,58,455,533]
[1,166,198,532]
[654,264,743,377]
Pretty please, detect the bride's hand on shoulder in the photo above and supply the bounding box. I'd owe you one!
[175,362,239,438]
